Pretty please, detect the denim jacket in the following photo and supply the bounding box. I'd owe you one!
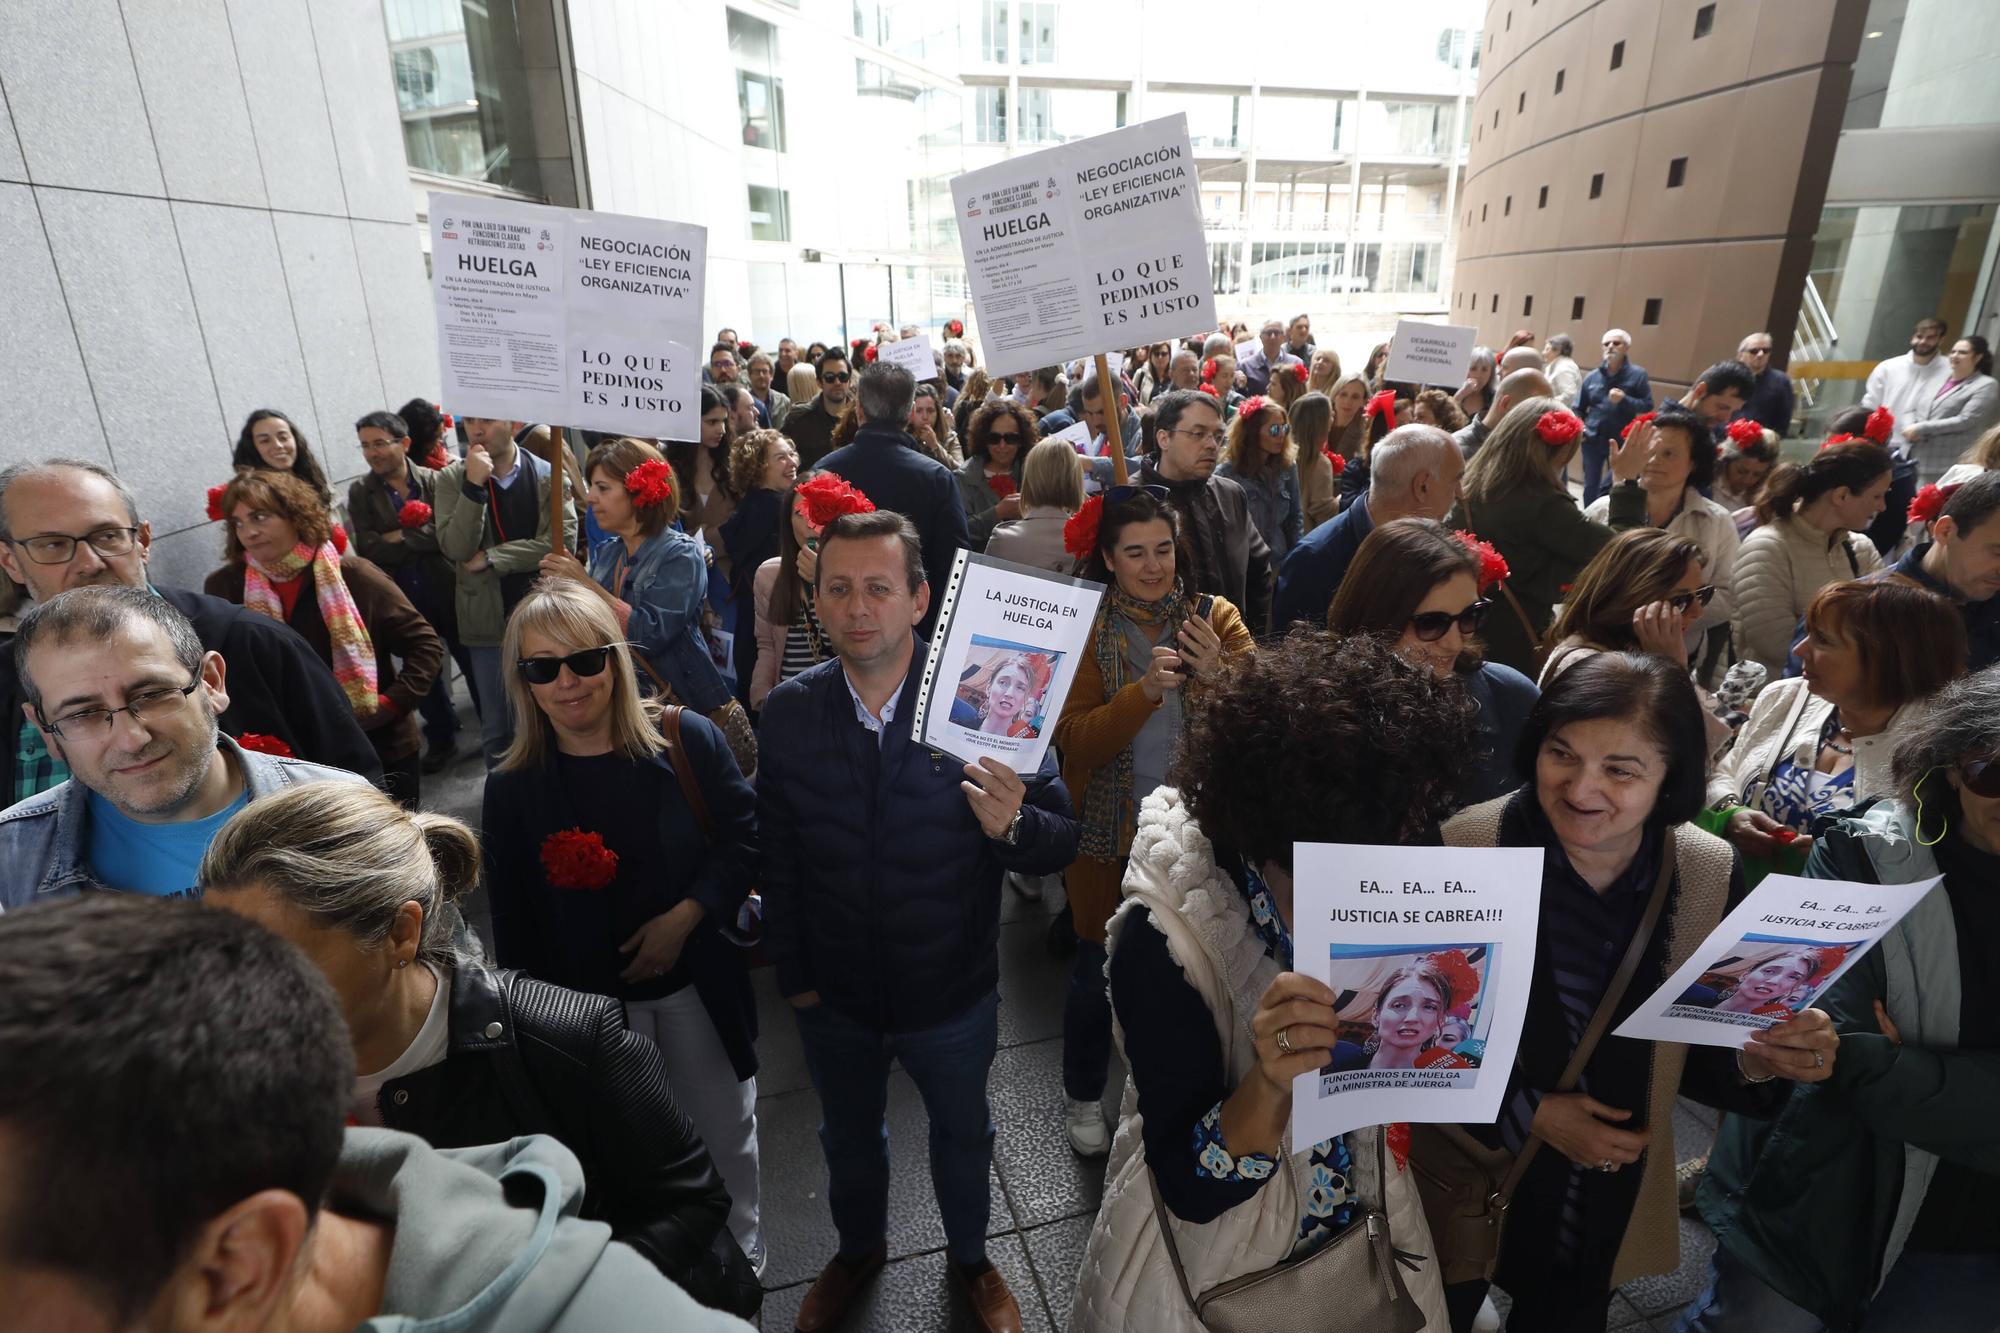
[589,529,734,713]
[1214,460,1304,563]
[0,734,365,911]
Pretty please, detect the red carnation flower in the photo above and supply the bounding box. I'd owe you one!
[1290,362,1308,384]
[987,474,1018,500]
[1062,494,1104,561]
[1198,383,1220,398]
[1453,529,1509,592]
[1324,448,1348,476]
[439,409,454,431]
[331,524,348,555]
[1770,828,1800,845]
[945,319,964,338]
[1822,432,1863,449]
[1725,418,1764,446]
[1864,407,1895,445]
[1239,394,1271,420]
[1424,949,1482,1009]
[397,499,433,529]
[206,484,228,522]
[623,458,676,508]
[863,344,879,363]
[1908,482,1959,524]
[540,828,619,891]
[235,732,293,757]
[796,473,876,528]
[738,340,754,357]
[1536,410,1583,447]
[1619,411,1658,442]
[1201,358,1218,384]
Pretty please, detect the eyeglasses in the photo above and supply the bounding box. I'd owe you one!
[1265,422,1292,439]
[1171,427,1229,446]
[1667,585,1718,614]
[821,371,851,383]
[516,646,616,685]
[39,678,200,741]
[1408,600,1491,642]
[1105,484,1171,506]
[5,526,141,566]
[1960,758,2000,799]
[987,429,1024,444]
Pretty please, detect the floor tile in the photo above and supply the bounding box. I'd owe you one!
[989,1038,1110,1228]
[997,917,1071,1050]
[1620,1216,1717,1317]
[1019,1215,1094,1333]
[758,1234,1051,1333]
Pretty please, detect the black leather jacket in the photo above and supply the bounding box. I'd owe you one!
[378,960,759,1317]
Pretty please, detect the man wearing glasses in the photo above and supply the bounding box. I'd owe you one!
[1137,389,1274,633]
[1731,331,1795,438]
[0,459,379,804]
[1575,328,1655,505]
[787,348,855,468]
[0,586,363,907]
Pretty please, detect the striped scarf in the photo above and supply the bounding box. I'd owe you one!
[244,541,379,716]
[1078,585,1187,859]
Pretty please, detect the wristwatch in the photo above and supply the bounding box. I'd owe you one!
[997,808,1024,846]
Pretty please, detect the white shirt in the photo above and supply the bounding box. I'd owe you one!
[1862,351,1952,424]
[350,963,451,1126]
[842,665,908,747]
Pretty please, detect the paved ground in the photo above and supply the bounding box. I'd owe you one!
[425,683,1722,1332]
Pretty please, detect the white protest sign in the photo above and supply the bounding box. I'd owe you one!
[951,115,1215,377]
[877,333,938,379]
[1291,843,1544,1147]
[1613,872,1940,1049]
[1047,418,1095,451]
[430,191,705,440]
[1385,319,1478,388]
[909,550,1106,775]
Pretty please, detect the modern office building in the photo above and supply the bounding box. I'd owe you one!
[1450,0,2000,420]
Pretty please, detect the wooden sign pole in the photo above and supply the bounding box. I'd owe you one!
[549,425,571,558]
[1093,352,1129,486]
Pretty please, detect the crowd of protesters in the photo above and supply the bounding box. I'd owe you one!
[2,307,1998,1333]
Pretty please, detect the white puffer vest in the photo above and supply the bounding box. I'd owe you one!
[1067,789,1451,1332]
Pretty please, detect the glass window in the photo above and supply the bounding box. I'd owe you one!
[385,0,538,190]
[1147,90,1243,149]
[1371,101,1451,155]
[974,86,1008,143]
[856,58,920,100]
[981,0,1009,62]
[727,9,778,64]
[1016,1,1056,63]
[1210,241,1241,294]
[747,186,791,242]
[737,71,785,150]
[1017,87,1121,144]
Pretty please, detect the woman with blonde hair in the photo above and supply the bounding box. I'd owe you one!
[1307,347,1343,396]
[483,578,764,1276]
[987,436,1087,572]
[1326,371,1372,464]
[199,779,761,1316]
[786,360,819,408]
[1215,395,1303,561]
[1287,391,1339,533]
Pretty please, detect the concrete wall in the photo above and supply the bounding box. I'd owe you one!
[1449,0,1868,393]
[0,0,438,589]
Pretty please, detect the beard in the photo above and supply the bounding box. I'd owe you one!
[101,702,221,818]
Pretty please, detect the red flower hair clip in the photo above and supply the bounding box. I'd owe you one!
[796,473,876,528]
[1618,410,1658,441]
[1821,433,1862,449]
[1201,358,1219,384]
[1423,949,1482,1007]
[623,459,676,508]
[1239,394,1271,420]
[944,318,965,338]
[439,408,454,432]
[1536,410,1583,447]
[1365,390,1398,426]
[1725,418,1764,446]
[331,524,348,555]
[1197,383,1220,398]
[987,474,1018,500]
[1324,447,1347,476]
[863,344,879,363]
[1063,493,1105,561]
[540,828,619,891]
[1453,529,1509,592]
[235,732,293,757]
[1290,361,1309,385]
[206,483,228,522]
[1864,406,1894,445]
[738,340,754,358]
[397,499,433,529]
[1908,482,1960,524]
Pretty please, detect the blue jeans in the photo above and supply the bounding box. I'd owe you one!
[1063,939,1112,1101]
[794,989,999,1267]
[1676,1242,2000,1331]
[1580,436,1610,505]
[467,646,514,769]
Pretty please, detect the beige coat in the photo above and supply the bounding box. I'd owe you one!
[1705,675,1914,812]
[1729,516,1882,683]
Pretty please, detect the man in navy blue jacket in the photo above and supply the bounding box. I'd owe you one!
[1574,328,1653,505]
[757,510,1078,1333]
[817,361,970,639]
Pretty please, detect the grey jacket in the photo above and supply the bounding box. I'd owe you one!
[0,734,363,911]
[1906,372,2000,480]
[345,1128,752,1332]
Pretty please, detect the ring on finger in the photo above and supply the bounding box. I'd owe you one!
[1598,1159,1615,1173]
[1813,1048,1825,1069]
[1276,1026,1295,1056]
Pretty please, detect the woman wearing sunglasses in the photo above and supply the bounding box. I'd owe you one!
[1328,517,1541,804]
[1703,578,1964,885]
[1685,668,2000,1332]
[1216,396,1304,563]
[955,399,1035,551]
[1053,486,1255,1158]
[482,578,765,1277]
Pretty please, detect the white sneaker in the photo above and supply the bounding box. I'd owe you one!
[1065,1095,1110,1157]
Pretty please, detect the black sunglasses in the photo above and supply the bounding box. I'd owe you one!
[821,371,851,383]
[987,428,1025,443]
[1106,484,1171,505]
[1409,600,1490,642]
[1667,585,1717,614]
[516,647,615,685]
[1961,758,2000,799]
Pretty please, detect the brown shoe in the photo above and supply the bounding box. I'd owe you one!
[949,1259,1024,1333]
[794,1246,886,1332]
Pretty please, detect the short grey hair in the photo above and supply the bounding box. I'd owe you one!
[1261,318,1284,334]
[1546,333,1574,357]
[746,350,773,370]
[856,362,917,425]
[1369,425,1459,500]
[1891,667,2000,805]
[944,338,970,357]
[13,585,202,716]
[0,458,142,542]
[1201,333,1233,358]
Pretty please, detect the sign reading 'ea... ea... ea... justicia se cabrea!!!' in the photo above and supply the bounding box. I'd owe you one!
[428,192,706,440]
[1290,843,1545,1147]
[950,115,1216,378]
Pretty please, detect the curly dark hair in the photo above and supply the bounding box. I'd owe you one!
[1176,630,1477,871]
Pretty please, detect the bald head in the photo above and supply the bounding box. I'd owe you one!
[1499,346,1544,375]
[1369,424,1463,521]
[1487,367,1555,425]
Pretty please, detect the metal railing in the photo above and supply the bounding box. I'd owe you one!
[1792,274,1839,411]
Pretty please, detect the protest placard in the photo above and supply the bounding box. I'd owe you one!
[950,115,1215,378]
[909,549,1105,775]
[1385,319,1478,388]
[429,191,706,441]
[1613,872,1941,1049]
[1290,843,1544,1147]
[876,333,937,379]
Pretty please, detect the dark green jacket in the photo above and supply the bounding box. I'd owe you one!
[1447,481,1645,673]
[1699,803,1995,1330]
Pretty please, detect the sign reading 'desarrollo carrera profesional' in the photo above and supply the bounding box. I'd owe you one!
[429,192,706,440]
[950,115,1216,377]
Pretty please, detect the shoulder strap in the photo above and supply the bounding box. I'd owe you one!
[1841,538,1860,579]
[658,704,715,841]
[1497,826,1680,1200]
